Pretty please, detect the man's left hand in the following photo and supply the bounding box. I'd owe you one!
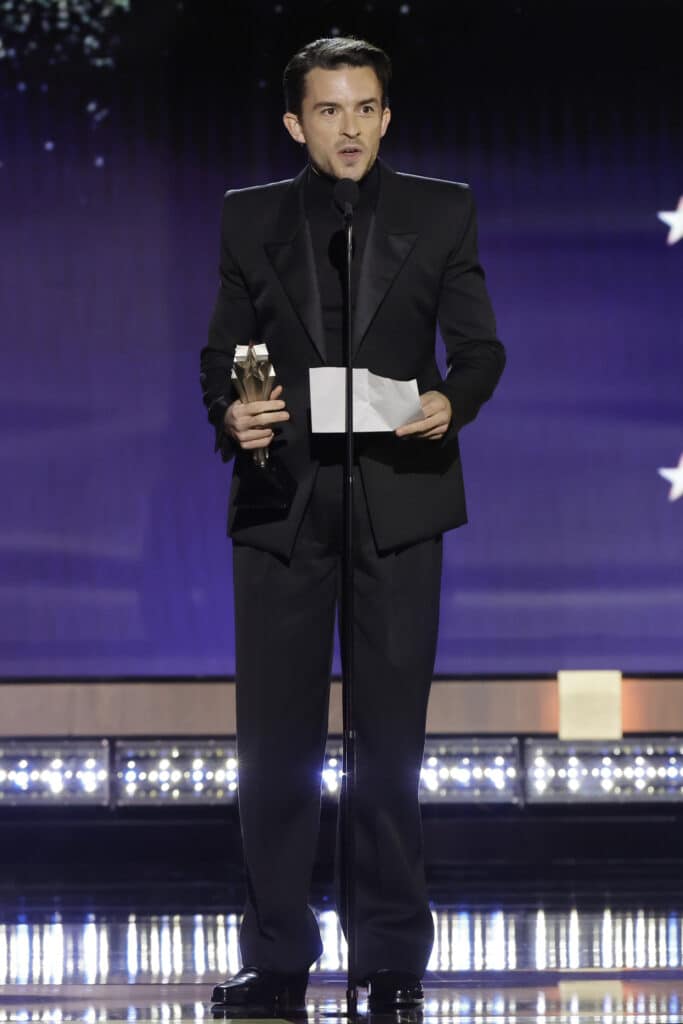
[395,390,452,441]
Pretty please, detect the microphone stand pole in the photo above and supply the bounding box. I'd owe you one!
[340,191,358,1018]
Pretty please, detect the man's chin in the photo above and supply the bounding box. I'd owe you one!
[310,154,376,181]
[332,156,374,181]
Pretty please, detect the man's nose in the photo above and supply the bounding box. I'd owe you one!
[340,113,360,136]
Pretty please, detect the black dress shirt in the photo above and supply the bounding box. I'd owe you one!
[304,160,380,367]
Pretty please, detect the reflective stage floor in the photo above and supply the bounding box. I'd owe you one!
[2,893,683,1023]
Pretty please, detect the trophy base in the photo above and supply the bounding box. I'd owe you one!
[234,454,296,517]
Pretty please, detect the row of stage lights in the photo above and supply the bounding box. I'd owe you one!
[4,737,683,806]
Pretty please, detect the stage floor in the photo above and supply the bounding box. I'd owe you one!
[2,891,683,1022]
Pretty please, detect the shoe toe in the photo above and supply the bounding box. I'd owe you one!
[210,966,308,1014]
[367,970,424,1011]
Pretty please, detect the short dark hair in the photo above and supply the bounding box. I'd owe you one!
[283,37,391,117]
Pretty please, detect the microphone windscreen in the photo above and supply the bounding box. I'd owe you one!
[334,177,360,213]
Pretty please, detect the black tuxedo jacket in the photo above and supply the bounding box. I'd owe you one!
[201,159,506,558]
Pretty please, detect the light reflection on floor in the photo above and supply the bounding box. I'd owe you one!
[2,983,683,1023]
[3,905,683,985]
[2,904,683,1021]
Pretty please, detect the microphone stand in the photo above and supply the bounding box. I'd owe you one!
[335,179,359,1018]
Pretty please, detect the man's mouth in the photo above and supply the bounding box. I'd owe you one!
[338,146,363,156]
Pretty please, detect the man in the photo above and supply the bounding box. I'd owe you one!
[200,37,505,1016]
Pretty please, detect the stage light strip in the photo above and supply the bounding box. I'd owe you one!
[525,738,683,803]
[110,738,521,806]
[0,741,109,806]
[6,737,683,806]
[114,740,239,805]
[420,738,520,804]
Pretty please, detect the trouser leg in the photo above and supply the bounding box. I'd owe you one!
[232,481,339,972]
[233,462,441,976]
[338,476,442,979]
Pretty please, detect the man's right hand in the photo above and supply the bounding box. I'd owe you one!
[224,383,290,451]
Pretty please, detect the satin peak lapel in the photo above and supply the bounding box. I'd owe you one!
[353,215,417,355]
[265,173,326,363]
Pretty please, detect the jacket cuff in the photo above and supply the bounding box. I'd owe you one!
[209,397,237,462]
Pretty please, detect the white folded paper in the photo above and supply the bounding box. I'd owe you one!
[309,367,424,433]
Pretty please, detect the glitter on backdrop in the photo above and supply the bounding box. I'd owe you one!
[0,0,131,68]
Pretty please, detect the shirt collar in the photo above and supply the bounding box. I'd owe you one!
[305,158,380,215]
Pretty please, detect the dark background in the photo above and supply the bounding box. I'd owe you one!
[2,0,682,677]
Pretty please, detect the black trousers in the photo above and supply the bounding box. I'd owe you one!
[232,462,443,980]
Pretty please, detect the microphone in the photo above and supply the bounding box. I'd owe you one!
[334,177,360,220]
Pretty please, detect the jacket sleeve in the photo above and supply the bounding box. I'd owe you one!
[434,187,506,434]
[200,192,258,462]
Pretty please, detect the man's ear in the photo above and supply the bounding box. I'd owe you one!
[283,112,305,145]
[380,106,391,138]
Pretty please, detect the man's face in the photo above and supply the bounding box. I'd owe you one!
[283,64,391,181]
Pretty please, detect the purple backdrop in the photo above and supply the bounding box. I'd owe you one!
[2,1,681,677]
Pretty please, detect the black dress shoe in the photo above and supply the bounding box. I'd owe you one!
[366,969,424,1013]
[211,966,308,1016]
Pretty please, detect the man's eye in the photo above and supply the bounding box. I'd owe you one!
[322,107,336,115]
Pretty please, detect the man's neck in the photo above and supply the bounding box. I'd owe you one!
[308,158,379,187]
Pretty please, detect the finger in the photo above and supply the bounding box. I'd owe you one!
[407,428,445,441]
[236,428,274,442]
[237,398,287,416]
[396,413,444,437]
[233,409,290,431]
[420,402,446,420]
[271,384,284,399]
[240,433,274,450]
[250,410,290,427]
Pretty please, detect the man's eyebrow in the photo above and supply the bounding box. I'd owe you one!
[312,97,380,109]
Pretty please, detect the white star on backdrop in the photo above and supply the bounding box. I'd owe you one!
[658,454,683,502]
[657,196,683,245]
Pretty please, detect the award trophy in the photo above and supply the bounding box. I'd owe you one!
[231,342,295,515]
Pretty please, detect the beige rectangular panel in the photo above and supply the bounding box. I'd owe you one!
[558,670,622,740]
[558,980,624,1003]
[0,683,237,737]
[623,678,683,732]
